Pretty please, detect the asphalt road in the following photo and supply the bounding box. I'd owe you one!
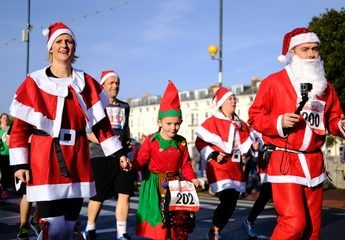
[1,190,345,240]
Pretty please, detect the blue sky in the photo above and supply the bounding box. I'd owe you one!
[1,0,344,113]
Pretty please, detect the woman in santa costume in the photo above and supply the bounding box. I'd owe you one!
[248,27,345,239]
[132,80,199,240]
[195,87,258,240]
[9,22,128,240]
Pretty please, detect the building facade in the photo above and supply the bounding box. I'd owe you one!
[126,78,345,189]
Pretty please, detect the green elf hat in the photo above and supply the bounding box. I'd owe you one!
[158,80,182,119]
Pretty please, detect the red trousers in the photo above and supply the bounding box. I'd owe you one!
[271,183,322,240]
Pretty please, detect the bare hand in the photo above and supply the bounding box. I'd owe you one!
[340,114,345,129]
[282,113,300,128]
[119,156,131,171]
[14,169,30,183]
[216,152,226,163]
[191,178,200,188]
[252,140,259,151]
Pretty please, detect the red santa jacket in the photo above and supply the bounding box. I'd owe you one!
[9,67,122,201]
[195,111,253,193]
[248,66,345,187]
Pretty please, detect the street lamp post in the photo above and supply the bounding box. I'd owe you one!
[208,0,223,87]
[22,0,32,75]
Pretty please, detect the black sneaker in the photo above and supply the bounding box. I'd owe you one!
[117,233,132,240]
[82,228,97,240]
[17,226,29,240]
[30,217,43,236]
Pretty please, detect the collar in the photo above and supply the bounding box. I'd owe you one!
[30,66,85,97]
[150,132,179,150]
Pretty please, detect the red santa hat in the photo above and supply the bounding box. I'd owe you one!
[42,22,76,51]
[100,70,119,85]
[158,80,182,119]
[277,27,320,64]
[213,87,235,108]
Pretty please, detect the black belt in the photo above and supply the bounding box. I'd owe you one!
[32,129,86,177]
[32,129,86,137]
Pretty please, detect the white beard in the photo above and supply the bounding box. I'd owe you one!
[290,55,327,100]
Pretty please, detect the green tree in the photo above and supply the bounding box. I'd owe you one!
[308,8,345,111]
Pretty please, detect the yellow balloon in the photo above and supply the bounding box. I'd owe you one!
[208,45,218,55]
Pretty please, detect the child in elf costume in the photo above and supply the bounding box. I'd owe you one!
[132,80,199,240]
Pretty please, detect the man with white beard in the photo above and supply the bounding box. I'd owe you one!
[248,27,345,240]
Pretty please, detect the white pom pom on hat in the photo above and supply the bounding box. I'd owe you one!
[42,28,49,37]
[277,27,320,64]
[43,22,76,51]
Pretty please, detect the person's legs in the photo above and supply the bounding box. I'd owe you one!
[86,200,103,229]
[116,193,130,238]
[114,171,134,239]
[270,183,307,240]
[37,198,83,240]
[19,194,32,228]
[210,188,239,237]
[302,185,322,240]
[247,182,272,223]
[242,182,272,237]
[85,156,114,235]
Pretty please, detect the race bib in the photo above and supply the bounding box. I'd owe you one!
[301,100,326,135]
[168,180,200,212]
[106,106,126,130]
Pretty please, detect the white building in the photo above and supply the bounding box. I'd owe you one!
[126,77,345,189]
[127,77,260,153]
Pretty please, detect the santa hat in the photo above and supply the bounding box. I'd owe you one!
[213,87,235,108]
[42,22,76,51]
[277,27,320,64]
[158,80,182,119]
[100,70,119,85]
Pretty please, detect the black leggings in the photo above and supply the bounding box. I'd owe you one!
[213,188,239,231]
[37,198,83,221]
[247,182,272,223]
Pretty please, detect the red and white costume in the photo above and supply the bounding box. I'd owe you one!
[9,67,122,202]
[249,66,345,187]
[249,66,345,240]
[195,111,253,193]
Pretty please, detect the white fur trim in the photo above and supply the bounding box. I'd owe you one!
[289,32,320,51]
[100,72,118,85]
[300,125,312,151]
[216,91,234,108]
[209,179,245,193]
[46,28,76,51]
[100,89,110,108]
[267,172,326,187]
[9,148,29,165]
[87,100,108,127]
[26,181,96,202]
[277,115,286,138]
[100,135,122,156]
[199,145,214,162]
[239,136,253,154]
[9,99,55,136]
[196,126,232,153]
[297,153,312,187]
[259,173,268,184]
